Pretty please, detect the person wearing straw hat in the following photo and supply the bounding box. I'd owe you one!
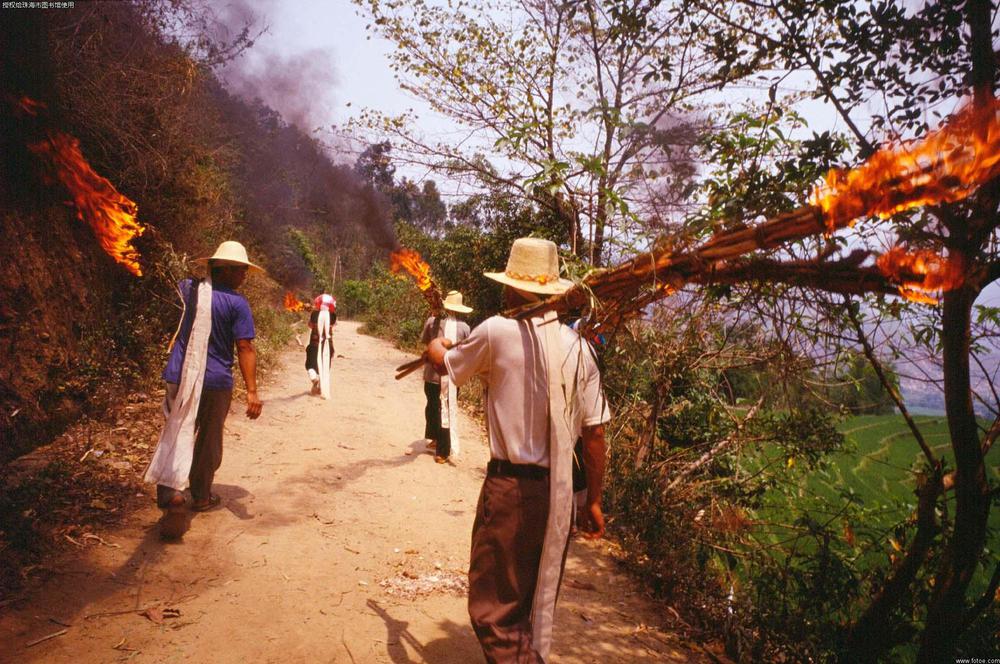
[420,290,472,463]
[145,240,264,526]
[427,238,610,662]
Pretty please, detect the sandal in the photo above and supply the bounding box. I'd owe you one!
[158,492,185,510]
[191,494,222,512]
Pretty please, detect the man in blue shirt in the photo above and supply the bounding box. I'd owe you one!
[155,241,263,514]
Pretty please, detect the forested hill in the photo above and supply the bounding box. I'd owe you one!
[0,3,387,460]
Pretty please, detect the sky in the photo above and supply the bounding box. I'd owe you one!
[213,0,447,171]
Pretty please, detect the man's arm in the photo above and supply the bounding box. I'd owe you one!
[580,423,607,539]
[426,336,453,375]
[236,338,263,419]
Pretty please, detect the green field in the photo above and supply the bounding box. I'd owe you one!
[765,412,999,533]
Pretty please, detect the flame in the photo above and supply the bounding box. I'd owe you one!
[811,96,1000,231]
[876,247,965,304]
[284,292,306,312]
[21,97,145,276]
[389,247,433,291]
[17,95,47,116]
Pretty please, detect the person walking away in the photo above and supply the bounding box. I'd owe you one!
[145,240,264,529]
[427,238,610,662]
[307,293,336,398]
[420,290,471,463]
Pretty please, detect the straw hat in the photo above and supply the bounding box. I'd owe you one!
[442,290,473,314]
[195,241,264,272]
[484,237,573,295]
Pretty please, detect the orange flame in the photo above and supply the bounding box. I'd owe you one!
[21,97,145,276]
[389,247,433,291]
[17,95,47,116]
[875,247,965,304]
[811,96,1000,231]
[284,292,306,312]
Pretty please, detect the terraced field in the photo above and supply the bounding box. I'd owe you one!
[766,413,998,530]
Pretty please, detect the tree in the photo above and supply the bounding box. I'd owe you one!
[353,141,447,233]
[353,0,707,265]
[680,0,1000,660]
[354,140,395,191]
[827,351,899,416]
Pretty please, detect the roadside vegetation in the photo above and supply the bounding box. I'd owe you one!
[1,1,997,661]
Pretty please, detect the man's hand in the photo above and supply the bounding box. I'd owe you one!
[581,424,607,540]
[426,336,454,374]
[236,338,261,420]
[245,390,263,419]
[581,501,605,540]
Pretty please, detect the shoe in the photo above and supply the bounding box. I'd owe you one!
[160,509,187,540]
[191,494,222,512]
[435,456,448,464]
[157,491,185,510]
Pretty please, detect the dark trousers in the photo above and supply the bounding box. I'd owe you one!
[468,472,550,663]
[305,341,333,372]
[423,381,451,458]
[157,387,232,506]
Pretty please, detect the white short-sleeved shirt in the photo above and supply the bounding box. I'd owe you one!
[444,315,610,468]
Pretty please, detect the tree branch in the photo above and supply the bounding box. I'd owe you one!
[665,397,764,491]
[983,260,1000,289]
[847,467,942,660]
[963,560,1000,631]
[692,255,901,297]
[843,297,938,467]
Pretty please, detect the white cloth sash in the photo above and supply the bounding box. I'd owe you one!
[144,276,213,490]
[318,309,332,400]
[440,315,460,456]
[530,311,579,660]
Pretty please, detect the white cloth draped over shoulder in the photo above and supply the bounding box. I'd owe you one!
[443,314,609,662]
[444,314,610,657]
[144,276,213,490]
[440,315,461,456]
[530,310,581,659]
[317,308,332,399]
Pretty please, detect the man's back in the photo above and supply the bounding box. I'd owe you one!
[445,315,607,467]
[163,278,255,390]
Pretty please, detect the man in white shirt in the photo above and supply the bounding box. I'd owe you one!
[428,238,609,663]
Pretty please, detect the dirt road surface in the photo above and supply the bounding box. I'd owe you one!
[0,321,707,663]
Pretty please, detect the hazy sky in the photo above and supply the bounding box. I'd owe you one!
[216,1,444,161]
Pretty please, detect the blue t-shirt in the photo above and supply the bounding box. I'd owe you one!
[162,278,256,391]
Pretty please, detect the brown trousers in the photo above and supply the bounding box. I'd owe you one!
[157,385,232,505]
[468,473,550,664]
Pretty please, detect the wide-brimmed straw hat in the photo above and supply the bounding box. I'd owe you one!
[483,237,573,295]
[194,241,264,272]
[442,290,473,314]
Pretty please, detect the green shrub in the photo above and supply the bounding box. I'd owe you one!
[336,279,373,319]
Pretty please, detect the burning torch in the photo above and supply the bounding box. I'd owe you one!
[511,95,1000,326]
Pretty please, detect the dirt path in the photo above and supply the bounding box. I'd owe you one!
[0,321,708,663]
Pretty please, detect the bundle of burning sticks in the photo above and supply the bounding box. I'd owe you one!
[510,96,1000,327]
[388,247,446,380]
[389,247,445,312]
